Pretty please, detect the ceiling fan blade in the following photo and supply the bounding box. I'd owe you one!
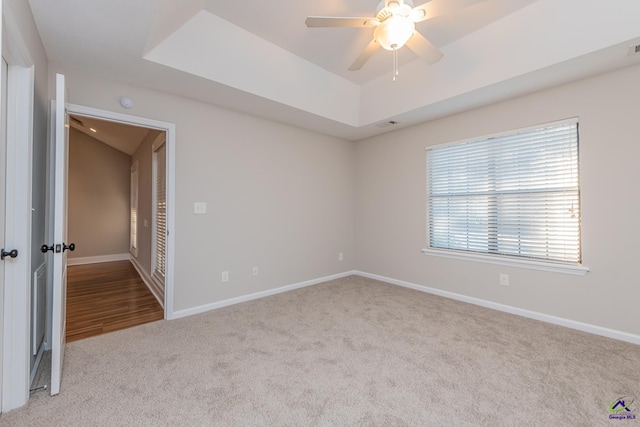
[405,32,443,65]
[349,40,381,71]
[411,0,487,22]
[305,16,378,28]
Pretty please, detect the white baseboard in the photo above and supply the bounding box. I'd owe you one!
[67,253,130,266]
[130,257,164,310]
[355,271,640,346]
[172,271,355,320]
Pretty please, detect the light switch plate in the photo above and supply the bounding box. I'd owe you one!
[499,273,509,286]
[194,202,207,214]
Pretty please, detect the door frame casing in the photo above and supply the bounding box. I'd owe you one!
[1,2,36,412]
[66,103,176,319]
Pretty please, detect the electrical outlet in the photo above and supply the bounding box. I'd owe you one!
[499,273,509,286]
[338,252,344,261]
[221,271,229,283]
[252,266,258,276]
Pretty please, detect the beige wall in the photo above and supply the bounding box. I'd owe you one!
[68,128,131,259]
[52,61,639,337]
[355,64,640,337]
[52,66,356,312]
[131,129,163,275]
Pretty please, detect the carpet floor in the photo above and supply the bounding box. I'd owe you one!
[1,275,638,426]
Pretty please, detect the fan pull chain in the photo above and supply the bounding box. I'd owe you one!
[392,47,399,81]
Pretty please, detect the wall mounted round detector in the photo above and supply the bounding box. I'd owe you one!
[119,96,134,109]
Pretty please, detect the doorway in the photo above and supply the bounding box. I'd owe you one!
[65,114,166,340]
[64,103,176,320]
[29,103,176,399]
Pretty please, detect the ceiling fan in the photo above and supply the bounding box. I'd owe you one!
[306,0,486,78]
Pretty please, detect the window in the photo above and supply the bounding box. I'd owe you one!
[153,140,167,281]
[425,119,586,273]
[130,162,138,256]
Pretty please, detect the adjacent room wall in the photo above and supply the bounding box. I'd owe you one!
[131,129,162,277]
[355,64,640,337]
[51,65,356,313]
[67,127,131,261]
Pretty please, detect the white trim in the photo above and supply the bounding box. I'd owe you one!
[421,248,590,276]
[66,103,176,320]
[67,104,171,132]
[130,257,164,308]
[1,37,35,410]
[66,253,131,266]
[151,275,165,304]
[355,271,640,346]
[172,271,355,320]
[165,126,175,320]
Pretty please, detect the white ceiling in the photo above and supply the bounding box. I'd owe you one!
[28,0,640,141]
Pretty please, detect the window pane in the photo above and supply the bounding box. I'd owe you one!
[154,143,166,279]
[427,120,581,264]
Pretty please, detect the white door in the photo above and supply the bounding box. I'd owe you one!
[0,56,8,412]
[50,73,70,396]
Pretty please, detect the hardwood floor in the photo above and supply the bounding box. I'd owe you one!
[66,260,164,342]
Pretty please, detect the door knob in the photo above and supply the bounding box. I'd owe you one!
[41,243,75,253]
[1,249,18,260]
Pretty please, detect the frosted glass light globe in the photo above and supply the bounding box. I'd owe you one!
[374,15,415,50]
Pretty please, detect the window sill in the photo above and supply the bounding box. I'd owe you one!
[421,248,589,276]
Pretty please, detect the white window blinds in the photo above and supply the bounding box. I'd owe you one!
[154,142,167,280]
[427,119,581,264]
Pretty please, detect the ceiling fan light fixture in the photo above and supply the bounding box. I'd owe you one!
[374,15,415,51]
[387,1,401,10]
[410,8,426,21]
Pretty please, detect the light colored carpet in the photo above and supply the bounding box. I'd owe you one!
[1,275,638,426]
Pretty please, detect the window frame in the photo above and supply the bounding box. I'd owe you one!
[152,137,167,284]
[423,118,589,276]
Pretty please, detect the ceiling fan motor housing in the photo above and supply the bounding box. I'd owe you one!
[376,0,415,18]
